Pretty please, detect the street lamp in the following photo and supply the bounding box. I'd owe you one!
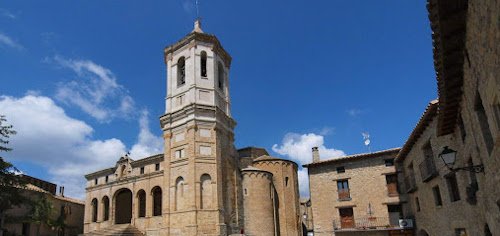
[438,146,484,173]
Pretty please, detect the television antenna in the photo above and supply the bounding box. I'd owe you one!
[362,132,371,153]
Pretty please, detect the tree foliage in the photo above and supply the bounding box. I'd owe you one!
[28,195,54,236]
[0,115,26,213]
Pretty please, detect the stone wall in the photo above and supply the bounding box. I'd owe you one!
[242,168,275,236]
[254,159,302,236]
[307,150,402,236]
[397,0,500,235]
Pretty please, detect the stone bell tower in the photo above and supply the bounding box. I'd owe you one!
[160,20,241,235]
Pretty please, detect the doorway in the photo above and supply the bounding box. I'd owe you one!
[115,188,132,224]
[387,204,402,226]
[339,207,355,228]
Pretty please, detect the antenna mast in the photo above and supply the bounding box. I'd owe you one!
[195,0,200,20]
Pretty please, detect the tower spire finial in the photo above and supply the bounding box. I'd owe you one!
[193,18,203,33]
[192,0,203,33]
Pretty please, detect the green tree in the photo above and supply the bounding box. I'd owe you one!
[0,115,26,236]
[27,195,54,236]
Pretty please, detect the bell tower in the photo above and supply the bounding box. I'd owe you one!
[160,20,241,235]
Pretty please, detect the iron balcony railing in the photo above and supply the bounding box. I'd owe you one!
[419,157,438,182]
[404,175,417,193]
[333,216,400,230]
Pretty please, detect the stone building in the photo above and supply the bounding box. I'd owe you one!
[3,175,84,236]
[395,0,500,235]
[83,21,301,236]
[299,198,313,236]
[304,147,413,236]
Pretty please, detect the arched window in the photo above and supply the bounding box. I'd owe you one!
[217,62,224,90]
[175,177,184,211]
[91,198,98,222]
[177,57,186,86]
[200,174,212,209]
[285,177,289,187]
[102,196,109,221]
[137,190,146,218]
[200,51,207,77]
[152,186,162,216]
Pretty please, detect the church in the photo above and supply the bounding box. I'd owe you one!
[83,20,302,236]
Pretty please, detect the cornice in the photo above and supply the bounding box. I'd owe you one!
[164,32,232,68]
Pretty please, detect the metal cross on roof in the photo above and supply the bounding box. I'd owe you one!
[195,0,200,20]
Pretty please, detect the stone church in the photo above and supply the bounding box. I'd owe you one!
[83,20,302,236]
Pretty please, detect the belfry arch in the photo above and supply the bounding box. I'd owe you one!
[114,188,133,224]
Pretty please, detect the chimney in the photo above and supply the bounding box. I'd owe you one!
[61,186,65,197]
[312,147,320,162]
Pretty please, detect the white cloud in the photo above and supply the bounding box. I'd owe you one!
[272,132,345,164]
[50,56,135,122]
[0,33,23,50]
[0,94,162,199]
[0,9,16,19]
[347,108,363,117]
[297,168,310,197]
[272,132,345,196]
[129,110,163,158]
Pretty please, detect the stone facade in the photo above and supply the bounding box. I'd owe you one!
[4,175,84,236]
[304,148,414,236]
[299,198,313,236]
[395,1,500,235]
[83,20,301,236]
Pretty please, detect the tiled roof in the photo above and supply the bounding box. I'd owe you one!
[303,148,401,168]
[395,100,439,163]
[253,155,298,166]
[427,0,468,136]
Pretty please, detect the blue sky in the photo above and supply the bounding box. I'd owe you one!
[0,1,437,198]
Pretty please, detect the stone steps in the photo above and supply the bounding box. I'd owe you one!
[84,224,144,236]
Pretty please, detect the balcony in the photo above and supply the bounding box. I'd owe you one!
[386,183,399,197]
[333,217,400,231]
[404,175,417,193]
[419,157,438,182]
[338,189,351,200]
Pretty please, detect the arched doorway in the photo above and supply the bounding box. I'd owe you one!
[115,188,132,224]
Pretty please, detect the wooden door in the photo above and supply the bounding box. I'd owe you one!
[339,208,355,228]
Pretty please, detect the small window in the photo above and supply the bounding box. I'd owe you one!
[94,178,98,185]
[432,185,443,206]
[200,51,207,77]
[446,173,461,202]
[415,197,420,212]
[458,114,466,142]
[217,62,224,90]
[140,167,145,174]
[336,166,345,173]
[285,177,289,186]
[337,179,350,200]
[384,159,394,166]
[455,228,467,236]
[175,149,185,159]
[475,92,494,154]
[155,163,160,171]
[177,57,186,86]
[493,102,500,130]
[105,175,108,183]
